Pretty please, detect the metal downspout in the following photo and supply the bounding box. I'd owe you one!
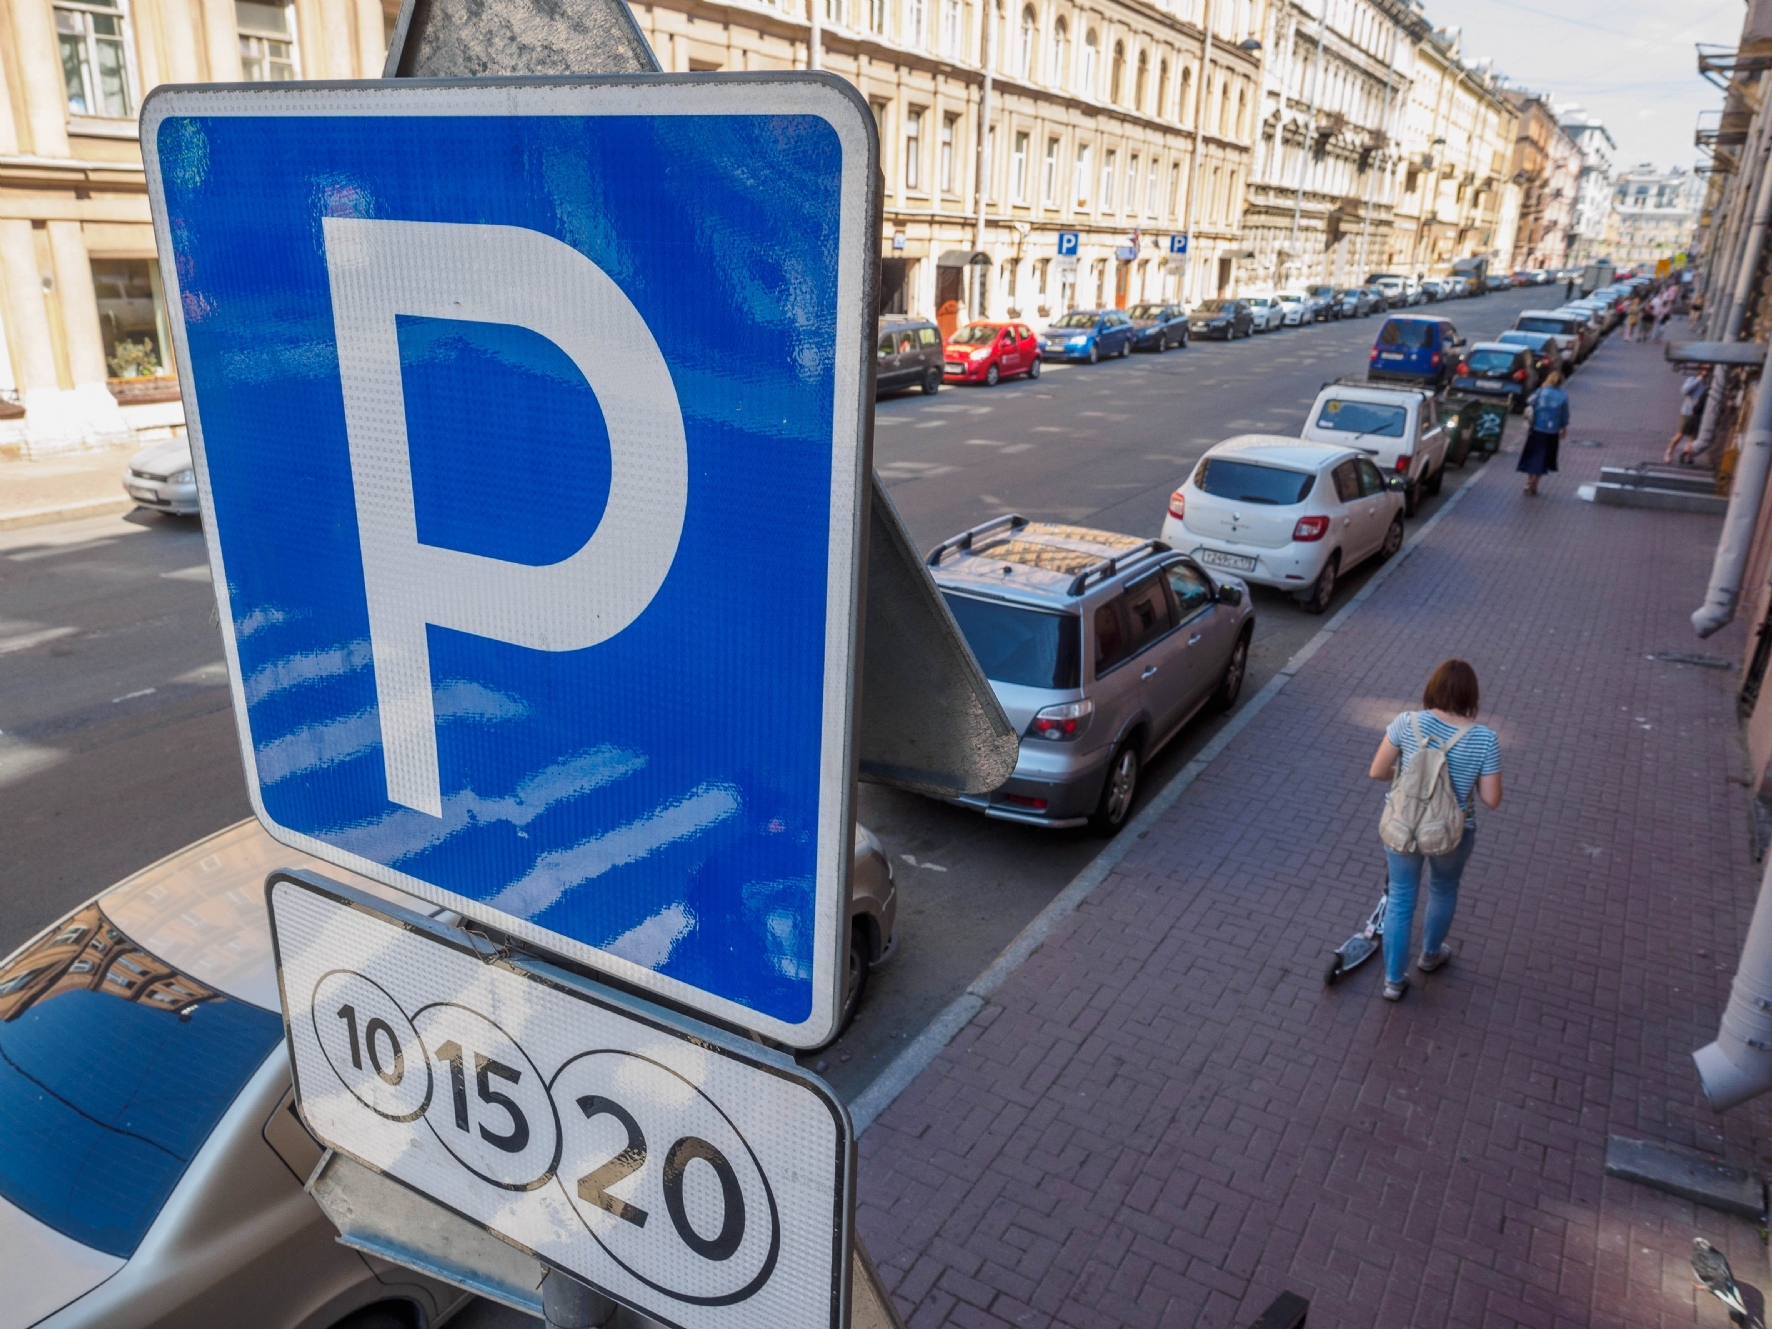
[1692,134,1772,638]
[1181,0,1214,304]
[1696,848,1772,1109]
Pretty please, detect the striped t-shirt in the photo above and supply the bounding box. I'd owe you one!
[1386,711,1501,816]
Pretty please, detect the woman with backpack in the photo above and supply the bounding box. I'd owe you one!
[1368,659,1503,1002]
[1518,370,1569,496]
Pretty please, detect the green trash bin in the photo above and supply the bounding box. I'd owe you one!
[1447,396,1510,465]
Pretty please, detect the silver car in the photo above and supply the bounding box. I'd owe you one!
[122,437,199,516]
[929,518,1254,835]
[2,817,895,1327]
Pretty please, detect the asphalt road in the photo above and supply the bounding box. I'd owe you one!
[0,287,1552,1107]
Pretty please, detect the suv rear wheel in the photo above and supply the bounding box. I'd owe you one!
[1424,463,1444,497]
[921,367,941,395]
[1089,743,1140,836]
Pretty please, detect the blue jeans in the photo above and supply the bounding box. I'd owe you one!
[1383,826,1476,984]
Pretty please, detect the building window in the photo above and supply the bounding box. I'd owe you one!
[1080,29,1099,95]
[940,114,958,193]
[1128,154,1139,213]
[1036,257,1048,295]
[1146,157,1159,215]
[1134,49,1148,111]
[905,0,925,46]
[1110,40,1125,103]
[1018,5,1035,78]
[92,259,170,379]
[1092,258,1106,306]
[55,0,133,117]
[905,110,923,190]
[1157,59,1169,119]
[1074,141,1092,205]
[237,0,297,79]
[1236,85,1247,139]
[1048,18,1068,85]
[868,0,886,32]
[1178,66,1192,124]
[1043,136,1060,204]
[1102,149,1116,212]
[940,0,962,57]
[1012,131,1029,202]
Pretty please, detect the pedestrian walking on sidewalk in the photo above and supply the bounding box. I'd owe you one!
[1368,660,1503,1002]
[1651,288,1675,341]
[1564,276,1576,302]
[1624,296,1645,342]
[1667,368,1710,463]
[1518,370,1569,495]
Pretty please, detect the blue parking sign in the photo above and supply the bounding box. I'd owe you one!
[1056,231,1080,256]
[1169,234,1190,255]
[142,79,876,1046]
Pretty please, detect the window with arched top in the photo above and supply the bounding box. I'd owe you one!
[1048,17,1068,84]
[1178,64,1191,122]
[1156,59,1169,118]
[1218,80,1231,136]
[1110,40,1125,103]
[1019,5,1035,78]
[1134,49,1148,110]
[1081,29,1099,94]
[1236,85,1247,139]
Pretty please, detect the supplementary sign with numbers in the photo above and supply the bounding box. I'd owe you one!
[270,870,852,1328]
[141,76,878,1047]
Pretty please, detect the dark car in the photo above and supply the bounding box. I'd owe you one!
[1304,284,1340,320]
[876,316,945,394]
[1039,308,1137,362]
[1495,329,1566,378]
[1188,299,1255,340]
[1335,287,1376,318]
[1361,285,1391,314]
[1451,342,1538,412]
[1367,315,1463,388]
[1127,302,1190,352]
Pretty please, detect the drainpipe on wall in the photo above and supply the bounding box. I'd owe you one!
[809,0,822,69]
[1696,849,1772,1109]
[1691,138,1772,638]
[974,0,995,254]
[1287,1,1327,280]
[1181,0,1214,305]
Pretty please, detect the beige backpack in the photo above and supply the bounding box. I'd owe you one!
[1379,713,1476,855]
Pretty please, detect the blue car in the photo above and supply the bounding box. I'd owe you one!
[1126,302,1190,352]
[1367,315,1464,389]
[1039,308,1137,363]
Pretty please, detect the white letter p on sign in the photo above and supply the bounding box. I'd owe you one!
[323,218,687,817]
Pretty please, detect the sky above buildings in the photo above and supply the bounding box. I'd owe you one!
[1418,0,1741,173]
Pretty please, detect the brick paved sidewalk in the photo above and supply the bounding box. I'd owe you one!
[857,333,1770,1329]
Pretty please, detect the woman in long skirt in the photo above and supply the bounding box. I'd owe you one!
[1518,370,1569,496]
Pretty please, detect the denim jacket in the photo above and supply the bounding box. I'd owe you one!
[1530,385,1570,435]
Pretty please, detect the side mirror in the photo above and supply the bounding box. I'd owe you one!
[1386,474,1407,493]
[1216,582,1243,606]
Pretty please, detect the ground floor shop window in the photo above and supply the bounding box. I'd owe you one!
[91,259,171,379]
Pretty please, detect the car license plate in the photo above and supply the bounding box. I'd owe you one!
[127,485,160,502]
[1478,378,1503,388]
[944,362,965,374]
[1196,549,1256,572]
[1380,352,1404,360]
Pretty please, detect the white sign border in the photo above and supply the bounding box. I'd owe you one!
[268,867,855,1329]
[140,75,877,1048]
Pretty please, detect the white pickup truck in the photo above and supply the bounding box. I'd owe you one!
[1301,381,1449,517]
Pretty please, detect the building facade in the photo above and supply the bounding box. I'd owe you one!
[0,0,394,457]
[1558,105,1615,266]
[1242,0,1424,295]
[1386,25,1515,278]
[1607,163,1702,269]
[1503,89,1578,271]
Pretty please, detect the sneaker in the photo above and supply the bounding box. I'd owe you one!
[1418,948,1451,973]
[1383,979,1409,1002]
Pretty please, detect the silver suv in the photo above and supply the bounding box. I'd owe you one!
[929,518,1255,835]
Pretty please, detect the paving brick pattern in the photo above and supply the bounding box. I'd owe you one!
[857,335,1772,1329]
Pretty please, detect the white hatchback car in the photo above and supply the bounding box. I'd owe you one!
[1162,436,1406,614]
[1299,381,1449,517]
[122,437,199,516]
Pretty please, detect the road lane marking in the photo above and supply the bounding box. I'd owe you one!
[0,625,77,655]
[111,687,157,703]
[160,564,212,582]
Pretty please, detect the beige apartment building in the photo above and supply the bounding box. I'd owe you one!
[635,0,1267,331]
[1243,0,1425,296]
[0,0,393,456]
[1385,23,1515,278]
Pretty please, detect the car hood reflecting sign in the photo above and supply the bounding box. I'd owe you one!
[141,77,878,1048]
[268,871,851,1329]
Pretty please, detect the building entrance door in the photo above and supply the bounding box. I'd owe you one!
[879,258,911,315]
[937,267,964,339]
[1216,255,1233,296]
[1114,261,1130,308]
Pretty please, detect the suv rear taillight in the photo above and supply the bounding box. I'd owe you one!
[1456,361,1469,375]
[1029,699,1094,741]
[1293,516,1330,542]
[1396,455,1412,473]
[1369,347,1380,361]
[1168,489,1186,520]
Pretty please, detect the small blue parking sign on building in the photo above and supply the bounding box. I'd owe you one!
[1056,231,1080,256]
[1169,234,1190,255]
[142,78,876,1046]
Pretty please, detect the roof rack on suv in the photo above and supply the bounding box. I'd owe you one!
[1323,376,1434,395]
[926,513,1029,567]
[1064,540,1170,596]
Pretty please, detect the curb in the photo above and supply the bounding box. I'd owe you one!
[849,453,1493,1136]
[0,496,134,532]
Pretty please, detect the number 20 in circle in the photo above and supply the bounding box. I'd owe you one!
[552,1051,781,1305]
[311,970,432,1122]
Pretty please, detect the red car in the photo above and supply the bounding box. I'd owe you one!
[943,321,1042,386]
